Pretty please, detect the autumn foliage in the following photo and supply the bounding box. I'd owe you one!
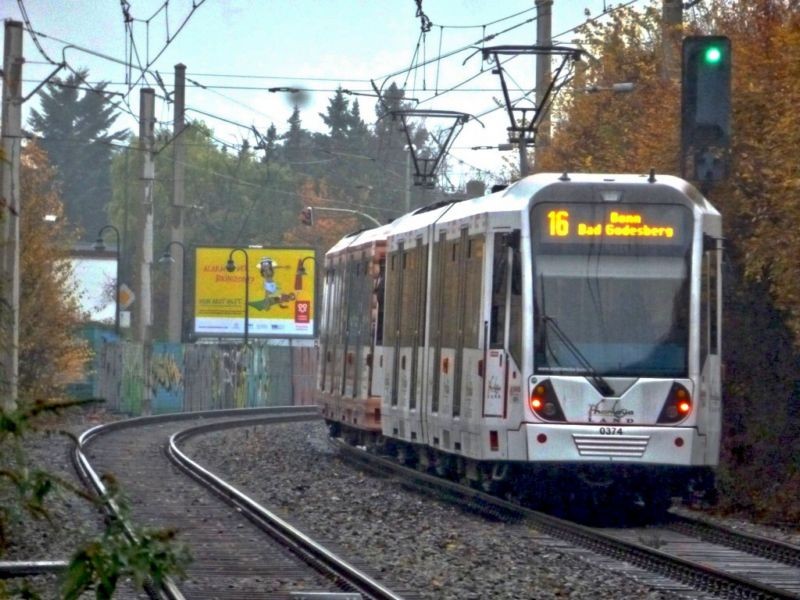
[538,0,800,521]
[281,178,364,254]
[18,142,90,400]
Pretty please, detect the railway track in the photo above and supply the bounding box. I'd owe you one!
[333,439,800,599]
[75,407,406,600]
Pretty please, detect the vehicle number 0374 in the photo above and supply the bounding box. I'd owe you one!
[598,427,624,435]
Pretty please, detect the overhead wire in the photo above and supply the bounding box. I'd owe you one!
[20,2,648,190]
[16,0,58,66]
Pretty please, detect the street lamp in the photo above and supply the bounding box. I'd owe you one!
[159,241,187,342]
[293,255,316,291]
[94,225,121,336]
[225,248,250,345]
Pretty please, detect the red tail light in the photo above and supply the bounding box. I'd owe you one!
[657,383,692,423]
[528,380,566,422]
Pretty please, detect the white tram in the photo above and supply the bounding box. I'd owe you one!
[316,172,722,512]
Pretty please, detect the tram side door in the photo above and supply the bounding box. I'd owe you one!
[484,232,514,418]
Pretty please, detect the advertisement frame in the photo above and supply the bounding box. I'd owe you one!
[193,245,317,340]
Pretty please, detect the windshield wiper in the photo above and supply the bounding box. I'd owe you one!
[541,315,615,397]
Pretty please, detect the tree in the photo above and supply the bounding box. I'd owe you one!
[107,121,298,339]
[285,106,311,164]
[27,70,128,241]
[319,88,351,142]
[260,123,279,165]
[18,142,91,399]
[536,0,800,521]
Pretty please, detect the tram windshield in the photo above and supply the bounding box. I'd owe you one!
[532,203,692,378]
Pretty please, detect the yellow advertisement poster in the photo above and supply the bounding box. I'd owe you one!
[194,246,316,339]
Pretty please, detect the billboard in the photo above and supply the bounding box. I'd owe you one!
[194,246,316,339]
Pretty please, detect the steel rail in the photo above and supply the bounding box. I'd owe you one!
[169,415,406,600]
[669,513,800,568]
[334,439,800,600]
[0,561,69,578]
[73,406,318,600]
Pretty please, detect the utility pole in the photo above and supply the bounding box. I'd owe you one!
[662,0,683,80]
[133,88,155,343]
[168,64,186,343]
[533,0,553,171]
[405,152,411,213]
[0,20,23,411]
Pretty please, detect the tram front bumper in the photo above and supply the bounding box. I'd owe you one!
[524,423,706,465]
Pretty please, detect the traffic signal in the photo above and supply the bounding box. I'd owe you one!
[300,206,314,226]
[681,35,731,152]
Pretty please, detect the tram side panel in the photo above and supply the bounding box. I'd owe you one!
[382,238,426,445]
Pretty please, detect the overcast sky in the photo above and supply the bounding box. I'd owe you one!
[2,0,648,184]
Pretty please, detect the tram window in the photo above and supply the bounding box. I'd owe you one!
[362,259,370,346]
[430,234,448,415]
[416,242,428,341]
[374,258,385,346]
[508,244,523,366]
[384,251,397,346]
[490,233,508,349]
[442,241,460,348]
[701,247,720,357]
[464,236,483,347]
[401,247,416,346]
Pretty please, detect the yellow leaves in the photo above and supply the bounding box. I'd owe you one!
[539,0,800,346]
[18,141,90,400]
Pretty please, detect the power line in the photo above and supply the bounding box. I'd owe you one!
[376,12,539,82]
[16,0,58,65]
[432,6,536,29]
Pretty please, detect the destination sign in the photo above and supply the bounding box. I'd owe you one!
[534,203,690,246]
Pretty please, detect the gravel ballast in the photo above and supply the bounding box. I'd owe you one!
[5,408,799,599]
[185,420,680,599]
[0,406,148,599]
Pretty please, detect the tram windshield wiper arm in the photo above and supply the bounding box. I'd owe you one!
[541,315,615,396]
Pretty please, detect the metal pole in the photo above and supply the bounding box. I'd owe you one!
[161,241,187,342]
[662,0,683,80]
[115,242,121,336]
[168,64,186,343]
[405,152,411,213]
[134,88,155,343]
[0,20,23,410]
[226,248,250,345]
[309,206,381,228]
[244,252,249,345]
[535,0,553,160]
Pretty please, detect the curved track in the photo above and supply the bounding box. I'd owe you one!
[333,438,800,599]
[75,407,405,600]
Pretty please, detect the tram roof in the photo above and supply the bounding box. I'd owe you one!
[325,172,717,256]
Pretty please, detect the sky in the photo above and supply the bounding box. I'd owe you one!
[71,256,117,323]
[2,0,649,186]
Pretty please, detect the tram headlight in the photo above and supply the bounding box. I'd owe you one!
[657,383,693,424]
[529,380,566,422]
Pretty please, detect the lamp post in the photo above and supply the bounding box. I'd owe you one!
[293,255,316,291]
[225,248,250,345]
[94,225,121,336]
[159,241,187,342]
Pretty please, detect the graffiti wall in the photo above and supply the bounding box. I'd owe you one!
[95,341,317,415]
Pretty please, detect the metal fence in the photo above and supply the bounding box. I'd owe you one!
[92,340,317,416]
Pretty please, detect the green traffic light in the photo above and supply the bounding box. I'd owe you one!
[704,46,723,64]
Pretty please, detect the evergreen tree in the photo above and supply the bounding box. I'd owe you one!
[261,123,279,164]
[319,88,351,143]
[27,69,128,240]
[347,99,370,150]
[284,106,308,164]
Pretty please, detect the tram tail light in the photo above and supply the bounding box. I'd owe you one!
[529,380,566,422]
[657,383,693,423]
